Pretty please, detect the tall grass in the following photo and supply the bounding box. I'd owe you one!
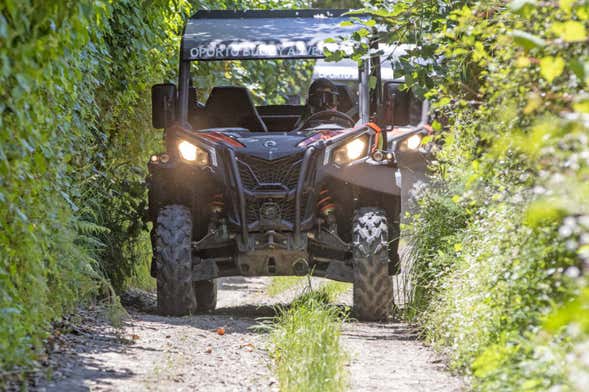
[267,277,306,297]
[269,287,348,392]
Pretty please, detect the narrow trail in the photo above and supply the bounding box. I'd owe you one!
[338,290,464,392]
[40,277,464,391]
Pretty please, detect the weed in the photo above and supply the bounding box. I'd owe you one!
[269,290,348,392]
[267,277,306,297]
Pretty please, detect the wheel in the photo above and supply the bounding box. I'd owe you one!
[352,207,394,321]
[155,205,196,316]
[193,280,217,312]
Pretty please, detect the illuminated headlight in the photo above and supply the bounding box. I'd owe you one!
[406,134,422,150]
[333,135,369,165]
[178,140,209,165]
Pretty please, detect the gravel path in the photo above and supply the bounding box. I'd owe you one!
[341,322,464,391]
[41,278,279,392]
[338,289,465,392]
[38,277,464,392]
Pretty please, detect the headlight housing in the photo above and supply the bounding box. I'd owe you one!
[332,134,369,166]
[178,140,209,166]
[406,134,422,150]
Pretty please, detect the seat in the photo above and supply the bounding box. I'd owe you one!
[204,86,268,131]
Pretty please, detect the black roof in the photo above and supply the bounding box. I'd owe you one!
[182,9,363,61]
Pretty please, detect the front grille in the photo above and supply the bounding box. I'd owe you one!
[237,153,303,191]
[245,197,297,225]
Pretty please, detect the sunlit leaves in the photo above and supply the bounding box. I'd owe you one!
[393,1,589,390]
[573,95,589,113]
[552,20,587,42]
[539,56,565,82]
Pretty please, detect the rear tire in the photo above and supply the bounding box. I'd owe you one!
[193,280,217,312]
[352,207,394,321]
[155,205,196,316]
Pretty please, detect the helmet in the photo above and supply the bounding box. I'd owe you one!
[308,78,338,112]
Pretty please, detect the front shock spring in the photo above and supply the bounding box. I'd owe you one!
[209,193,224,214]
[317,189,336,217]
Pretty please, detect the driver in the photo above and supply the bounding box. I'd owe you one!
[295,78,351,129]
[307,78,339,114]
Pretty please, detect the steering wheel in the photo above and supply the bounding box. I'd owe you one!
[298,110,356,130]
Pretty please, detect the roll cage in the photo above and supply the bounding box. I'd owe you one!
[175,9,379,126]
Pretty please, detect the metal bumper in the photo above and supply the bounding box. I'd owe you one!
[226,147,317,249]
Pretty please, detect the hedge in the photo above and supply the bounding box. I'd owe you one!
[358,1,589,390]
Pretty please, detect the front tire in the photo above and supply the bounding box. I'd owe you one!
[155,205,196,316]
[352,207,394,321]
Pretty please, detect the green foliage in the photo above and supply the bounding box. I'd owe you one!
[0,0,192,375]
[346,0,589,390]
[270,287,348,392]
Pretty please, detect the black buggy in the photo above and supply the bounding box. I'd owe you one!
[148,9,428,320]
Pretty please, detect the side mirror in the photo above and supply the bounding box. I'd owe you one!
[152,84,176,129]
[381,82,422,127]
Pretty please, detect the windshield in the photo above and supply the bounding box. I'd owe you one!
[190,59,315,105]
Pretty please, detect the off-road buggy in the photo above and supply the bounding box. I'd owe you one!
[148,9,428,320]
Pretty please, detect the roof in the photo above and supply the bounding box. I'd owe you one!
[182,9,363,61]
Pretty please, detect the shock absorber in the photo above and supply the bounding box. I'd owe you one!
[317,189,336,217]
[209,193,224,214]
[209,193,228,239]
[317,189,338,232]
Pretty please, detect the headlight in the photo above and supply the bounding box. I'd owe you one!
[178,140,209,165]
[406,134,422,150]
[333,135,369,165]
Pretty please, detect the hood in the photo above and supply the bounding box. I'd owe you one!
[195,129,346,160]
[233,132,306,160]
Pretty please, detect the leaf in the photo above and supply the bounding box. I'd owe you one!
[552,21,587,42]
[539,56,565,83]
[510,30,546,50]
[516,56,531,67]
[523,93,542,114]
[510,0,537,13]
[438,97,451,106]
[573,96,589,113]
[569,59,589,85]
[559,0,575,13]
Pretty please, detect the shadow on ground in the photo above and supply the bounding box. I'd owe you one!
[342,321,419,341]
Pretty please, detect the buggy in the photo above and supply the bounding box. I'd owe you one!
[148,9,428,320]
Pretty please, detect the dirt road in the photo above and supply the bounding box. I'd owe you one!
[39,277,464,391]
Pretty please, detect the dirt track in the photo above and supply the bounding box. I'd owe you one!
[38,277,464,391]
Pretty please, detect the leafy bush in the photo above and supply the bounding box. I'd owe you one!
[0,0,191,375]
